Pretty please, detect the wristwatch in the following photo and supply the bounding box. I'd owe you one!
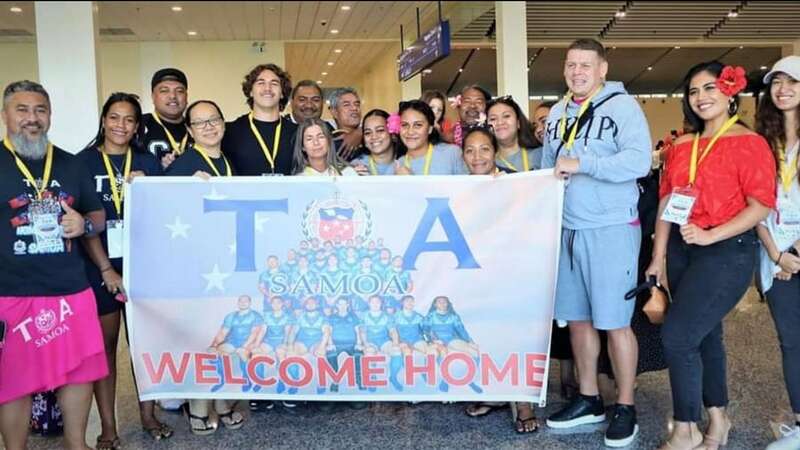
[83,217,96,237]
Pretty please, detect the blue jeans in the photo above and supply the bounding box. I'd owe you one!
[766,275,800,414]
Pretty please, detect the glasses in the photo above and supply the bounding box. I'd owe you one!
[189,116,223,129]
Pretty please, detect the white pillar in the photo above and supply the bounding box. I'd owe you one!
[401,75,422,101]
[496,1,529,116]
[35,1,100,153]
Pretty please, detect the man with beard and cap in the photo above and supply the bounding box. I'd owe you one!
[453,84,491,147]
[0,80,108,450]
[328,87,365,161]
[142,68,190,169]
[287,80,325,125]
[141,68,191,418]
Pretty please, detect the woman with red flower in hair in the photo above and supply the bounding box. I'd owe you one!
[646,61,776,449]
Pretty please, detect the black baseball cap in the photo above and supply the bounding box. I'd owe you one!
[151,68,188,90]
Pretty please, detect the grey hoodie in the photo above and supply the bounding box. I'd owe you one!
[541,81,652,229]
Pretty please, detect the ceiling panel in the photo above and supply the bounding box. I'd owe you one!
[455,1,800,43]
[711,1,800,39]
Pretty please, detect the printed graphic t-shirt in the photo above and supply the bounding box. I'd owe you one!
[0,144,103,296]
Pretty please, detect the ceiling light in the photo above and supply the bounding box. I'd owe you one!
[739,45,744,49]
[317,80,323,84]
[171,5,182,12]
[327,61,334,66]
[647,66,653,71]
[728,11,738,18]
[187,31,197,36]
[674,46,681,49]
[760,65,768,70]
[458,68,463,73]
[423,69,432,74]
[9,6,22,13]
[334,48,342,53]
[612,46,617,50]
[341,5,351,11]
[322,72,328,76]
[330,29,339,34]
[615,11,626,18]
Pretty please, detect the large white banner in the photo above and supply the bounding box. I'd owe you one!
[124,172,563,404]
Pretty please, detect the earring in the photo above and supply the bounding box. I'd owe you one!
[728,99,738,115]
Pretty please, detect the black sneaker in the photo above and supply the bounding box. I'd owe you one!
[546,394,606,429]
[604,404,639,448]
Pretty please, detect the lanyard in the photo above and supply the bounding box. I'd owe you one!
[152,112,187,155]
[558,87,602,152]
[497,148,529,172]
[248,113,282,172]
[194,145,232,177]
[100,147,132,216]
[3,136,53,200]
[403,144,434,175]
[688,115,739,185]
[779,142,800,194]
[368,156,378,175]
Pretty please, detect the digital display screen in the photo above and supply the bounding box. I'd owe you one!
[398,20,451,82]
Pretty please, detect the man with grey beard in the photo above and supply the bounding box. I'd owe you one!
[0,80,108,450]
[452,84,491,147]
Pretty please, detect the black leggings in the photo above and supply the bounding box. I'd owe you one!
[766,275,800,414]
[662,226,757,422]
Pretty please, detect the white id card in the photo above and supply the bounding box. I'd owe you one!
[774,196,800,250]
[660,187,697,225]
[106,220,124,259]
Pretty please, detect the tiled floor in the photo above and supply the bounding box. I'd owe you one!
[23,287,791,449]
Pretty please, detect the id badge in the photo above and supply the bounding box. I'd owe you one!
[774,196,800,250]
[661,186,697,225]
[29,198,64,254]
[106,220,124,259]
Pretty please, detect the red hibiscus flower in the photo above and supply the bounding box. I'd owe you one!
[716,65,747,97]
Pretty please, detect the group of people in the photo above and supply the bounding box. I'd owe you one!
[1,35,799,450]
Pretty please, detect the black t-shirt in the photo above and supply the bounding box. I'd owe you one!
[77,146,161,271]
[142,113,191,161]
[166,145,236,177]
[0,144,104,296]
[222,114,297,176]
